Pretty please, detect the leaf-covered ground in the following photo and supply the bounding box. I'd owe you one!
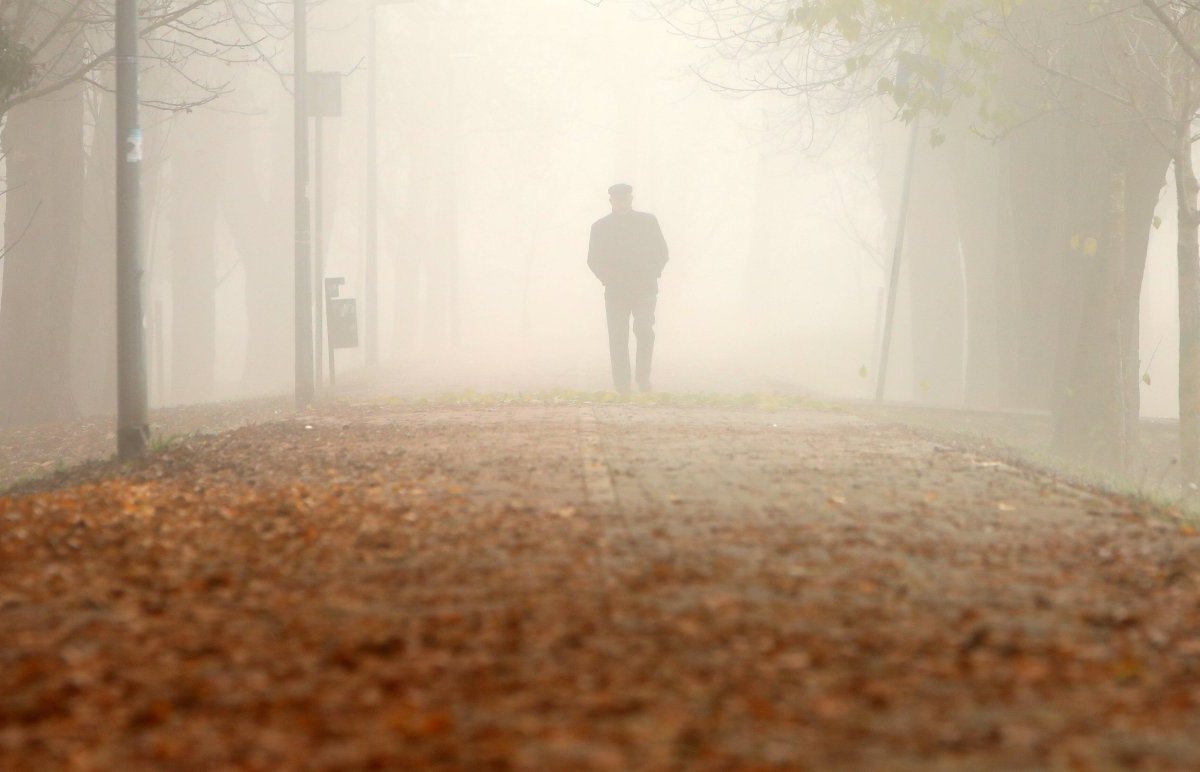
[2,400,1200,769]
[0,398,290,491]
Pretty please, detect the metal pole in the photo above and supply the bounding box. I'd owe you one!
[875,120,921,404]
[314,116,325,392]
[365,0,379,369]
[329,336,336,388]
[116,0,147,460]
[294,0,315,408]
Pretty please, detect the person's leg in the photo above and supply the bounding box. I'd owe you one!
[631,293,658,392]
[605,289,632,393]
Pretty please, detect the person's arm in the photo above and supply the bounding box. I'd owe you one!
[588,221,608,285]
[650,215,668,277]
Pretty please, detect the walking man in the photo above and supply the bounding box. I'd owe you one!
[588,183,669,393]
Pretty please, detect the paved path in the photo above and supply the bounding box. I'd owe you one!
[2,401,1199,769]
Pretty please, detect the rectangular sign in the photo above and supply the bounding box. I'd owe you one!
[327,298,358,349]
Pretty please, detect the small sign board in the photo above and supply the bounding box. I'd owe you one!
[328,298,358,350]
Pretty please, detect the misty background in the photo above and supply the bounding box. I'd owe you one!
[0,0,1191,425]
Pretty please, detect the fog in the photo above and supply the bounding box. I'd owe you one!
[1,0,1196,425]
[346,1,880,397]
[127,1,887,403]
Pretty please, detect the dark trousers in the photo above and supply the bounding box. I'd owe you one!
[605,288,657,392]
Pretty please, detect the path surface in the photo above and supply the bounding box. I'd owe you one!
[2,400,1200,769]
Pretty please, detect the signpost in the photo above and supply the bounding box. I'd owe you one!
[294,0,315,409]
[324,277,359,387]
[308,71,342,392]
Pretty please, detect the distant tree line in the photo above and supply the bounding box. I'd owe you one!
[0,0,290,425]
[655,0,1200,486]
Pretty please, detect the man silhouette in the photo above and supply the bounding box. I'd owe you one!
[588,183,669,393]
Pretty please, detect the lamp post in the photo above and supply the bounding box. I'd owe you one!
[294,0,315,409]
[308,71,343,392]
[366,0,381,370]
[116,0,148,459]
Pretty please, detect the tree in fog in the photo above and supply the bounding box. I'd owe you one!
[990,2,1173,473]
[1135,1,1200,486]
[0,0,280,424]
[652,1,1027,413]
[653,0,1200,476]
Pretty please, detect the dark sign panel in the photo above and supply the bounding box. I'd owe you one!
[328,298,358,349]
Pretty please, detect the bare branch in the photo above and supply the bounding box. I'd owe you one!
[1142,0,1200,69]
[1,0,225,116]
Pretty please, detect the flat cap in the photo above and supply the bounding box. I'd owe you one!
[608,183,633,197]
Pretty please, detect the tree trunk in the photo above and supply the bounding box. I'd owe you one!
[1053,164,1129,471]
[422,57,452,357]
[905,134,965,406]
[953,134,1006,410]
[1119,138,1173,463]
[71,83,117,417]
[871,115,966,406]
[0,68,85,425]
[1004,112,1073,412]
[167,112,226,403]
[1177,112,1200,488]
[393,120,430,359]
[219,87,292,394]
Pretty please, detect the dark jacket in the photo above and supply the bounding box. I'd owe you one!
[588,211,669,295]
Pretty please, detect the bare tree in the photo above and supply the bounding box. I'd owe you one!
[1134,1,1200,486]
[649,0,1198,476]
[0,0,285,424]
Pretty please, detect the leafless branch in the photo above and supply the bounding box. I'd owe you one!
[1142,0,1200,69]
